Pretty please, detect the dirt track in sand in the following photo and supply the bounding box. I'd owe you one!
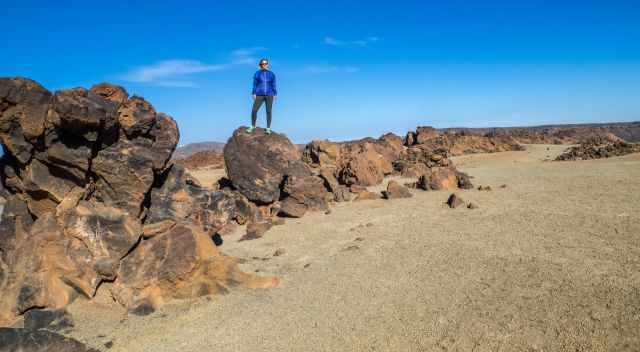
[66,145,640,351]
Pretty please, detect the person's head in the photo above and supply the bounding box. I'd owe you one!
[258,58,269,70]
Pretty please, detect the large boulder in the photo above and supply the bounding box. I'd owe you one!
[224,127,311,203]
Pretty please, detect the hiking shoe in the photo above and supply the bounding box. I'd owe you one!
[246,126,256,133]
[265,128,272,135]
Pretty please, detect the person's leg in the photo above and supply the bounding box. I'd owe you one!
[265,96,274,129]
[249,96,265,132]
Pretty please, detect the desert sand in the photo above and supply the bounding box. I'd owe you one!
[65,144,640,351]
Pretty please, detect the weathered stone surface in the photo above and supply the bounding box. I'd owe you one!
[281,175,329,213]
[112,225,278,313]
[382,180,413,199]
[90,83,128,105]
[415,126,439,144]
[0,78,51,163]
[224,127,311,203]
[23,309,74,332]
[0,328,98,352]
[0,78,278,326]
[302,140,342,167]
[418,167,459,190]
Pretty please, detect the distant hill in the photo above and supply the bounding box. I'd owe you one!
[173,141,226,160]
[438,121,640,143]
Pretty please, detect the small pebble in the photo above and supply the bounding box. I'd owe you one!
[273,248,286,257]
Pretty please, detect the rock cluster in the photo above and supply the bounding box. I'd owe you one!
[175,149,224,169]
[405,126,525,156]
[0,78,276,325]
[555,135,640,161]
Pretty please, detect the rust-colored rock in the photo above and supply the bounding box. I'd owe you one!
[418,167,459,190]
[382,180,413,199]
[112,225,278,314]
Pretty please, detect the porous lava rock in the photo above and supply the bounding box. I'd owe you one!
[0,78,277,325]
[0,328,99,352]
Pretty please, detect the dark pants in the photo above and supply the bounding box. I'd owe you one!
[251,95,274,128]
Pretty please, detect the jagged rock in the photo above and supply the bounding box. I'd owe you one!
[415,126,439,144]
[224,127,311,203]
[280,175,329,213]
[0,78,52,163]
[447,193,464,208]
[336,140,395,186]
[302,140,341,167]
[0,328,99,352]
[318,167,351,202]
[0,78,277,326]
[382,180,413,199]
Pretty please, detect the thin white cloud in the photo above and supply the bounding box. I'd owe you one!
[120,47,267,87]
[305,65,360,74]
[324,36,379,47]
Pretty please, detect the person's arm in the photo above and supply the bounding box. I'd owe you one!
[252,72,258,98]
[272,72,277,97]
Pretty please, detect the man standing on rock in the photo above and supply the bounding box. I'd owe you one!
[247,58,277,134]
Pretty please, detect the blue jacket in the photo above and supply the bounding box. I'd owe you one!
[252,69,277,96]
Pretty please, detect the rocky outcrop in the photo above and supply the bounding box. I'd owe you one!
[555,135,640,161]
[303,135,402,188]
[404,126,524,155]
[0,78,276,325]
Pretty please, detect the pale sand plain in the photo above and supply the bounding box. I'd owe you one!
[66,144,640,351]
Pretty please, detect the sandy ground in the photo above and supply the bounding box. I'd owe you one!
[65,145,640,351]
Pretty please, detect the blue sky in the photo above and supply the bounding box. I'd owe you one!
[2,1,639,144]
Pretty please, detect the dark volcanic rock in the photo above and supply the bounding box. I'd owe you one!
[555,135,640,161]
[0,78,278,326]
[0,328,99,352]
[447,193,464,208]
[224,127,311,203]
[24,309,74,331]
